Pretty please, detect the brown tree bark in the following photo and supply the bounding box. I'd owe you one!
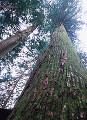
[0,22,38,59]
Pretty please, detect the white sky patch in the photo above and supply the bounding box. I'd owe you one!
[76,0,87,53]
[78,26,87,52]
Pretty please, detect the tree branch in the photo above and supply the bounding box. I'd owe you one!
[0,5,17,9]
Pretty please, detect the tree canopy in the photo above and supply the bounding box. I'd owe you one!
[44,0,83,43]
[0,0,83,43]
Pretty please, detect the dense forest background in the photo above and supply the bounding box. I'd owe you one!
[0,0,87,110]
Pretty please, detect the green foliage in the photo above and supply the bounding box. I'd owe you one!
[0,0,83,43]
[44,0,83,43]
[78,52,87,69]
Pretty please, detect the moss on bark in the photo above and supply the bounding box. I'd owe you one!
[8,25,87,120]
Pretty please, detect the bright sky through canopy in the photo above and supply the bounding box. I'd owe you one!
[77,0,87,53]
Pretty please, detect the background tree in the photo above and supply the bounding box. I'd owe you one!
[0,0,45,108]
[0,0,44,40]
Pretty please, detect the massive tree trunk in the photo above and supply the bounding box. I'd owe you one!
[0,22,38,59]
[8,25,87,120]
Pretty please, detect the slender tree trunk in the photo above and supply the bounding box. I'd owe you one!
[8,25,87,120]
[2,70,26,109]
[0,22,38,59]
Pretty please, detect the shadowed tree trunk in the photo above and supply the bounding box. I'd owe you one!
[0,22,38,59]
[7,25,87,120]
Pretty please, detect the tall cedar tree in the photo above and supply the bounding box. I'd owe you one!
[7,25,87,120]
